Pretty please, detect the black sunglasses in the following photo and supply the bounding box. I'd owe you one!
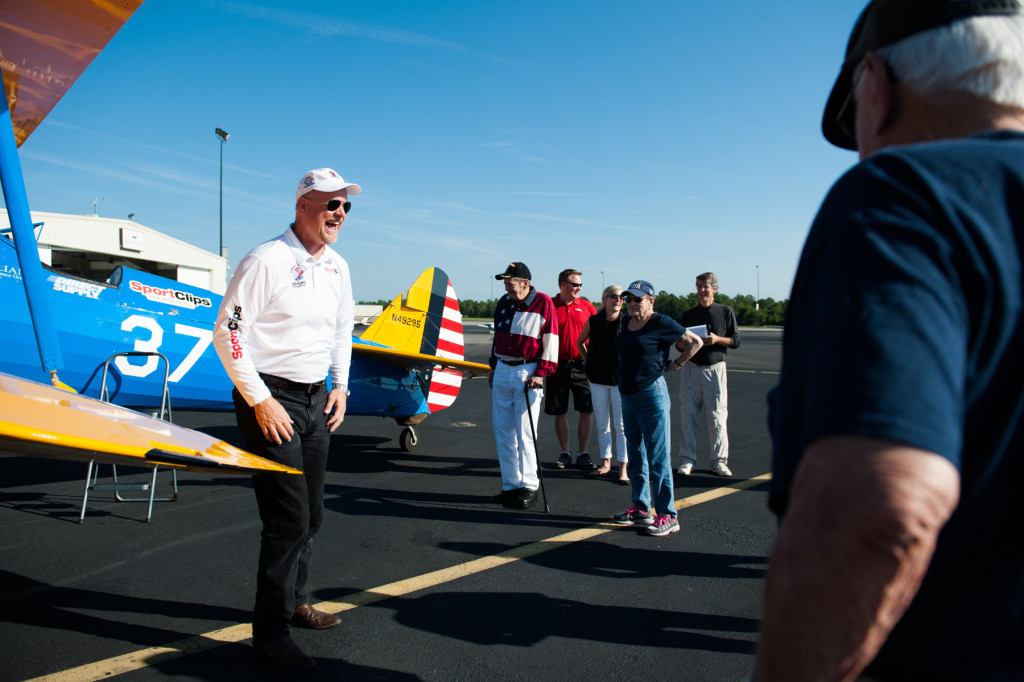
[312,199,351,213]
[563,281,582,289]
[623,295,646,303]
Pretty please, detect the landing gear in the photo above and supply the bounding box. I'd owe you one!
[400,426,418,452]
[395,414,426,452]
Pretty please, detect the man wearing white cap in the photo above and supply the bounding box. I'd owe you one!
[213,168,359,671]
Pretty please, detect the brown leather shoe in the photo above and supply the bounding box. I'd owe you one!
[290,603,340,630]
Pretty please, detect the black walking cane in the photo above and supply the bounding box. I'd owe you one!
[523,382,551,513]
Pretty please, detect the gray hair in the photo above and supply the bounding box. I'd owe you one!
[858,16,1024,108]
[696,272,718,290]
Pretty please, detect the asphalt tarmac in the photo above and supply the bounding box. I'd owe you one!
[0,327,782,682]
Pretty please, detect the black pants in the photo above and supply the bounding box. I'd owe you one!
[233,384,330,643]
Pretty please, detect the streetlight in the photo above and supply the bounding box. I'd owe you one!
[756,265,760,326]
[215,127,229,257]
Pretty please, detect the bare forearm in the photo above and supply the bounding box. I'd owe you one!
[674,331,703,363]
[756,438,959,681]
[575,322,590,362]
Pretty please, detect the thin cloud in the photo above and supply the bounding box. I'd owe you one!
[428,202,483,213]
[500,211,677,236]
[23,151,286,214]
[508,191,583,197]
[215,1,469,53]
[212,2,533,67]
[21,152,209,200]
[476,141,548,164]
[40,121,279,180]
[713,173,806,184]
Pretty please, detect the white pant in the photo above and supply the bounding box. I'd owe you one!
[589,382,627,462]
[678,361,729,465]
[491,361,542,490]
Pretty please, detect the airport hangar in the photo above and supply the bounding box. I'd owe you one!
[0,209,384,321]
[0,209,229,294]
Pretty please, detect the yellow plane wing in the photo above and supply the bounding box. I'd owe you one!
[353,343,492,378]
[0,372,300,475]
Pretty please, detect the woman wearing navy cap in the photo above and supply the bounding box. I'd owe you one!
[611,280,703,537]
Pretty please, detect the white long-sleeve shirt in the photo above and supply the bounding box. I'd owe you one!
[213,227,354,406]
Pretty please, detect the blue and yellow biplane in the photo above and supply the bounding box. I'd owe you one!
[0,0,489,473]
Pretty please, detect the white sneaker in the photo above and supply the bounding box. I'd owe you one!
[711,461,732,477]
[677,462,693,475]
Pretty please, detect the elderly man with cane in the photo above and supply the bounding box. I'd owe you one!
[488,262,558,510]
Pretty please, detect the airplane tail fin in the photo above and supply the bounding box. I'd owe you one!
[360,267,465,413]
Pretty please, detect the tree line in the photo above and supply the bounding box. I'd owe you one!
[361,291,787,326]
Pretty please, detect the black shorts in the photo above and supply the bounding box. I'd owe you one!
[544,359,593,415]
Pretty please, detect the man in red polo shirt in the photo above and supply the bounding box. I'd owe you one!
[546,268,598,469]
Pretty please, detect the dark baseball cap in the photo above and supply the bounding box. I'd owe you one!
[822,0,1024,150]
[495,262,532,280]
[623,280,655,298]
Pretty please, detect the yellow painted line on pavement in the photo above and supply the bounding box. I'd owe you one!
[26,473,771,682]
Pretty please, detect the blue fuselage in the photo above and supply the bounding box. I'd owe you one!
[0,235,428,418]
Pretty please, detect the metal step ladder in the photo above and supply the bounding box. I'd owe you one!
[79,351,178,523]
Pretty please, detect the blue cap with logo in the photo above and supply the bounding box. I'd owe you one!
[623,280,655,298]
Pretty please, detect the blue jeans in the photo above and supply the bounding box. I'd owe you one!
[621,376,675,517]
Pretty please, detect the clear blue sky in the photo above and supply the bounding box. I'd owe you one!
[11,0,869,304]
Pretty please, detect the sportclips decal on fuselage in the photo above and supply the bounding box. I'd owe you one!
[129,280,213,309]
[49,275,103,299]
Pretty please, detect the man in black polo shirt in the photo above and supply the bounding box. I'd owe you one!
[676,272,739,477]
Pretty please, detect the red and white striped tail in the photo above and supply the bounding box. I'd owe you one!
[426,278,464,413]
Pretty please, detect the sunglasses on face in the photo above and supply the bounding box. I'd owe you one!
[624,295,646,304]
[562,281,582,289]
[312,199,351,214]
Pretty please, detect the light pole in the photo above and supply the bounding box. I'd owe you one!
[215,127,229,257]
[601,270,605,291]
[756,265,760,325]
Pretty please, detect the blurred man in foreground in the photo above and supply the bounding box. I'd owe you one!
[757,1,1024,680]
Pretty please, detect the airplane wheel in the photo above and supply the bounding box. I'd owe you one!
[400,427,418,452]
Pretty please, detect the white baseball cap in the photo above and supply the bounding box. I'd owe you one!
[295,168,362,200]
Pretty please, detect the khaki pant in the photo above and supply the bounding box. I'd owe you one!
[677,361,728,466]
